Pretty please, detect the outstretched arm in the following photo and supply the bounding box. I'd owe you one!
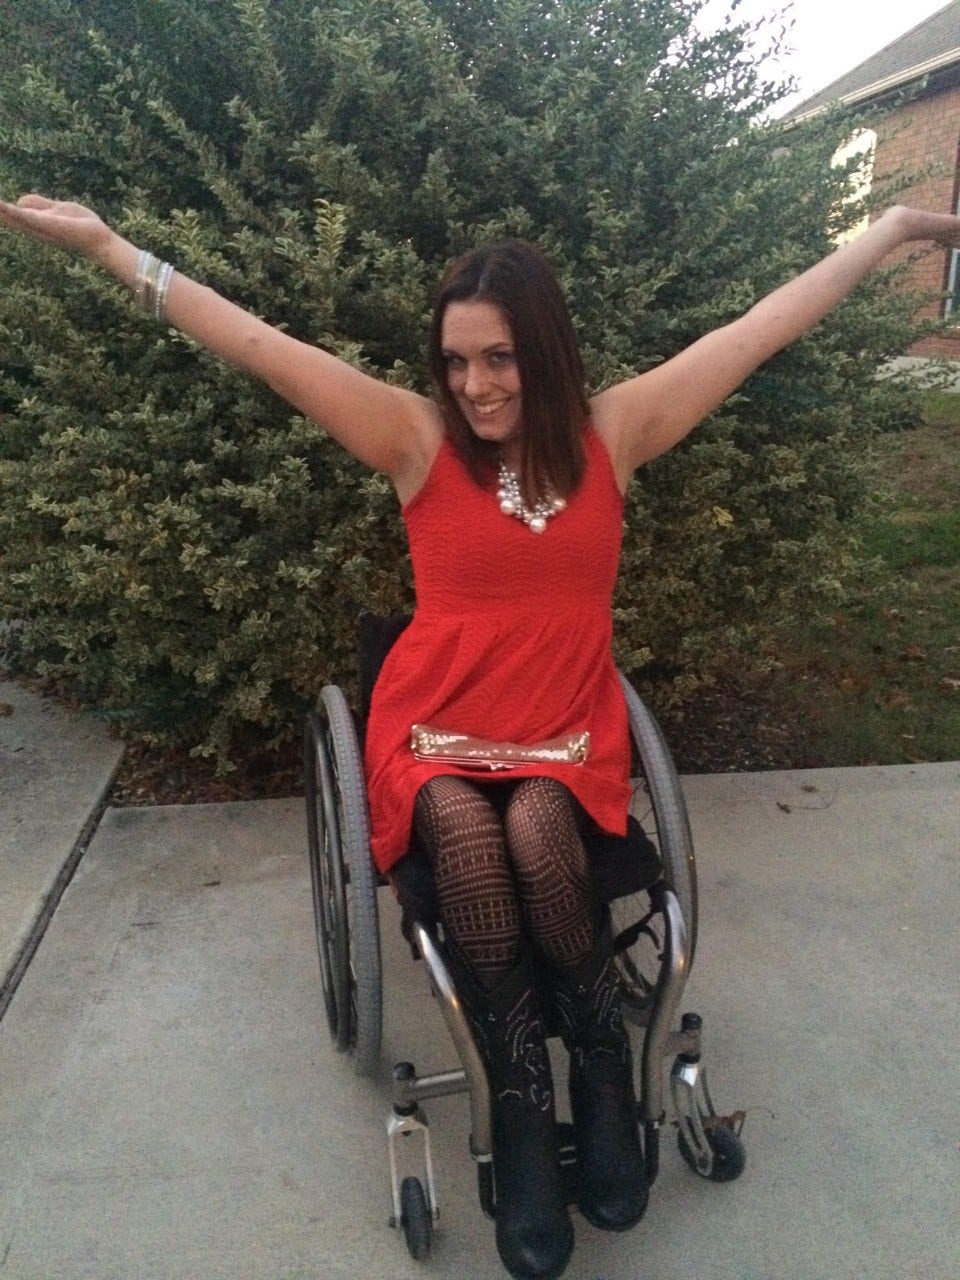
[592,205,960,484]
[0,195,439,492]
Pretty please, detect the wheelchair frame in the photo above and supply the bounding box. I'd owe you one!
[304,674,744,1263]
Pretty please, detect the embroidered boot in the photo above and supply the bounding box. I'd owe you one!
[553,928,649,1232]
[462,953,574,1280]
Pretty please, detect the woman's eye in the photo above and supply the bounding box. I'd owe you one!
[489,350,514,367]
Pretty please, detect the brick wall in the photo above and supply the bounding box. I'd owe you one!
[872,82,960,359]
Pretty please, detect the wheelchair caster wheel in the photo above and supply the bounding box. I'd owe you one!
[400,1175,433,1260]
[678,1123,746,1182]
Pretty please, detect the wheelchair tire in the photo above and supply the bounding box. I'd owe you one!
[400,1175,433,1260]
[303,687,382,1077]
[613,674,698,1022]
[304,712,349,1049]
[678,1123,746,1182]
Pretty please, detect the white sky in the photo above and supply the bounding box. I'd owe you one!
[696,0,956,115]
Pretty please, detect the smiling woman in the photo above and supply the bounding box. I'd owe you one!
[428,239,590,509]
[1,187,959,1280]
[440,300,524,464]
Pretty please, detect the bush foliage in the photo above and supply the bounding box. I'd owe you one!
[0,0,935,760]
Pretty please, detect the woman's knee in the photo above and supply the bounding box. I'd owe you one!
[504,777,578,846]
[414,775,505,855]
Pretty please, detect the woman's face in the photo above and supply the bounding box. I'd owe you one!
[440,299,523,464]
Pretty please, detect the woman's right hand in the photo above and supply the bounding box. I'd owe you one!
[0,191,439,495]
[0,194,115,262]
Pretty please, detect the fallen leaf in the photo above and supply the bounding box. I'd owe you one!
[704,1110,747,1135]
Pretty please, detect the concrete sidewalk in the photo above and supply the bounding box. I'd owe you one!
[0,679,123,1016]
[0,687,958,1279]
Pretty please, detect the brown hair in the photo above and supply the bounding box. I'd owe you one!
[428,240,589,503]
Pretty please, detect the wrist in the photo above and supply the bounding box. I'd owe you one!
[880,204,944,246]
[89,229,134,276]
[875,204,914,245]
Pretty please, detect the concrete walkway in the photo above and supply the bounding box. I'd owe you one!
[0,685,958,1279]
[0,680,123,1016]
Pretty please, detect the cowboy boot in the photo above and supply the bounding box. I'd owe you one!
[460,952,575,1280]
[553,927,649,1232]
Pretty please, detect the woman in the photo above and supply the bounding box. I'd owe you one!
[2,194,958,1280]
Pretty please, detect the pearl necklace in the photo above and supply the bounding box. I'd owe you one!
[497,462,567,534]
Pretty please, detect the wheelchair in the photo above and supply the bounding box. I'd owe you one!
[303,613,745,1264]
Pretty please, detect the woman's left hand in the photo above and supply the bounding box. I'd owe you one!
[593,201,960,479]
[888,204,960,250]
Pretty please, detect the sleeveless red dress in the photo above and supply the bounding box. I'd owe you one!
[365,426,631,874]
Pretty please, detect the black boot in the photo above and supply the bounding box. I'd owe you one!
[462,953,574,1280]
[553,928,649,1232]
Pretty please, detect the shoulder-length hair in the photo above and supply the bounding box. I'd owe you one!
[427,239,589,503]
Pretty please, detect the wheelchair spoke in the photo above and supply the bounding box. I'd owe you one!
[611,887,662,1022]
[613,678,698,1024]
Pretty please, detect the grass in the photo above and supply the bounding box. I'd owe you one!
[763,391,960,768]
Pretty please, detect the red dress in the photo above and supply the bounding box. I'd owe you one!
[365,426,631,873]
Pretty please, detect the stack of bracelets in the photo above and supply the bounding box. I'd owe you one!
[134,249,175,321]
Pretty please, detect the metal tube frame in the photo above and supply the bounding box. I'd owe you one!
[387,922,493,1232]
[388,881,732,1229]
[670,1057,722,1178]
[639,882,693,1125]
[387,1105,439,1229]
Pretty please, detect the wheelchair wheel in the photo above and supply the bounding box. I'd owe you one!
[303,686,382,1077]
[400,1176,433,1260]
[304,712,348,1046]
[678,1123,746,1182]
[613,674,698,1023]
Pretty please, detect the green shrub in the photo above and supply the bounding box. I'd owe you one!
[0,0,936,761]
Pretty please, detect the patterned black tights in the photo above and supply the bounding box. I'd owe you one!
[412,775,598,988]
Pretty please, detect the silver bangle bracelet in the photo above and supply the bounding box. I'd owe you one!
[154,260,175,321]
[133,250,175,323]
[134,248,153,311]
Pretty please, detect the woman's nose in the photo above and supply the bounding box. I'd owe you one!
[463,361,487,398]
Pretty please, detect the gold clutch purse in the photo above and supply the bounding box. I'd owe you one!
[410,724,590,771]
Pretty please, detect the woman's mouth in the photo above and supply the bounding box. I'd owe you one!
[470,399,509,418]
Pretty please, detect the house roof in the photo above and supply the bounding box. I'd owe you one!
[786,0,960,121]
